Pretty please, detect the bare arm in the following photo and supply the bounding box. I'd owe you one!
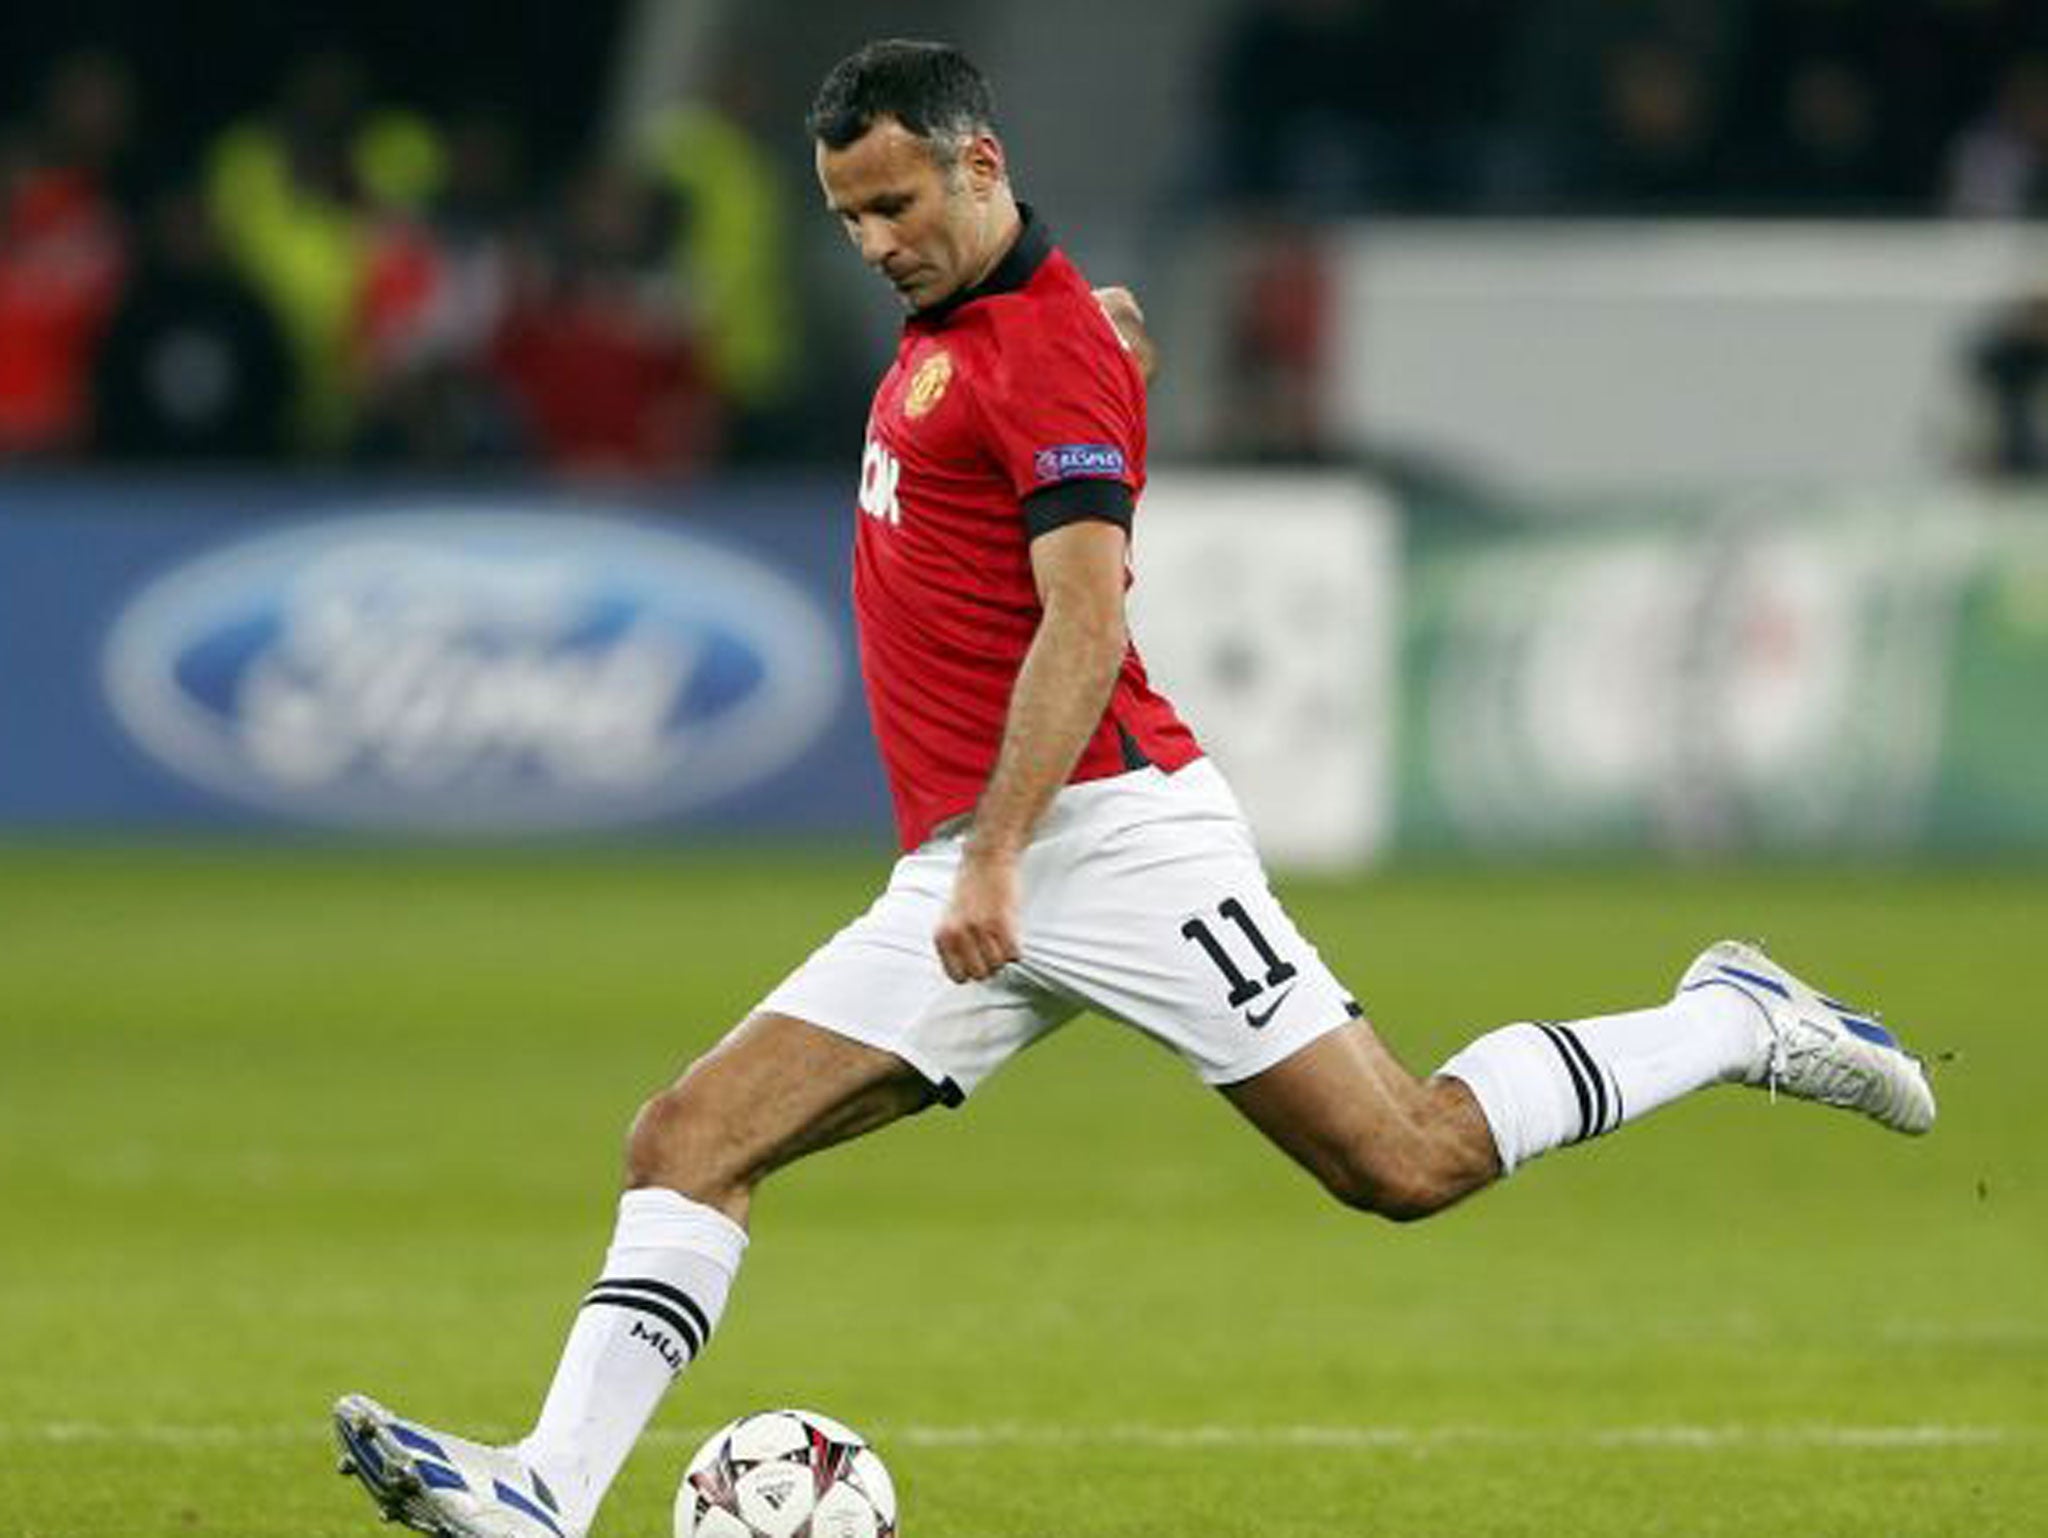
[933,519,1130,983]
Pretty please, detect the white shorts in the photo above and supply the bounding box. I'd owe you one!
[758,759,1357,1104]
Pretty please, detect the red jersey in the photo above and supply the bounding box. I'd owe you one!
[852,208,1201,850]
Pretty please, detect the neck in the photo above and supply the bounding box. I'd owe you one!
[960,193,1023,292]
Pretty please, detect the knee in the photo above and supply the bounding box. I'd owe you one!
[624,1074,746,1206]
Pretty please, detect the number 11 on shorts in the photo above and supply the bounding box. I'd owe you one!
[1181,897,1298,1010]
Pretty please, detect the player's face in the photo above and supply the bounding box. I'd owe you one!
[816,117,1008,312]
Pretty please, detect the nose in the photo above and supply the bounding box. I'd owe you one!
[852,216,898,270]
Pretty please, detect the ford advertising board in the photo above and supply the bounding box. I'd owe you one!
[99,510,845,832]
[0,484,886,836]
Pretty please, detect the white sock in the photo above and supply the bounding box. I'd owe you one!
[1439,988,1760,1175]
[517,1188,747,1532]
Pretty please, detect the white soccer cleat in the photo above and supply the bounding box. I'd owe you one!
[1678,940,1936,1135]
[333,1394,578,1538]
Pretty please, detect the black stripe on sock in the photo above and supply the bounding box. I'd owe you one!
[582,1290,704,1358]
[1550,1025,1613,1137]
[1537,1023,1596,1142]
[589,1277,712,1346]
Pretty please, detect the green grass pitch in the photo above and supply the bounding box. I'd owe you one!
[1,847,2042,1537]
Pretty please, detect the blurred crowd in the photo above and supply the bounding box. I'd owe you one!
[0,49,795,474]
[5,2,2048,475]
[1207,0,2048,217]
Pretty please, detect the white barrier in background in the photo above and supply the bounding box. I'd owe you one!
[1330,222,2048,489]
[1131,474,1397,869]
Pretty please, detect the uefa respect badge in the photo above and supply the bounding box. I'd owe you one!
[1031,443,1126,484]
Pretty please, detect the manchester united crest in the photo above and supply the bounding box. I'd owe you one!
[904,351,953,418]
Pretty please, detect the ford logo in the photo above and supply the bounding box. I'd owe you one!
[102,510,843,832]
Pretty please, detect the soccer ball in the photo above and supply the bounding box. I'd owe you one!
[675,1408,898,1538]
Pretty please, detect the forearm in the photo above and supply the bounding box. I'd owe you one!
[934,519,1132,984]
[967,600,1126,857]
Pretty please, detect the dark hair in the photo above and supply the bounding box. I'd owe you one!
[806,39,994,162]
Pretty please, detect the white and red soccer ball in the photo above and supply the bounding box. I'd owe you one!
[675,1409,897,1538]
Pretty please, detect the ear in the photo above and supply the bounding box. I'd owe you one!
[960,131,1005,194]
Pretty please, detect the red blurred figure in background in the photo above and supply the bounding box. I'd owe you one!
[0,54,133,458]
[492,161,719,476]
[1221,222,1334,461]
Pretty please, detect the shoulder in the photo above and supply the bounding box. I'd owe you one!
[1002,254,1123,349]
[961,262,1138,401]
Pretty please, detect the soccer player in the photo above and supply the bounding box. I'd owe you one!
[333,40,1936,1538]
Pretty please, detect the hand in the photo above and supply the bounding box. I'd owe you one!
[934,848,1022,983]
[1093,285,1157,385]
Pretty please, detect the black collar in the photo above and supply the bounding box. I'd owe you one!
[911,203,1053,325]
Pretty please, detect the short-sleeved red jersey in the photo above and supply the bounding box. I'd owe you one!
[851,208,1201,850]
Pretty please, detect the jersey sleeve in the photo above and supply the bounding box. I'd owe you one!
[968,298,1145,531]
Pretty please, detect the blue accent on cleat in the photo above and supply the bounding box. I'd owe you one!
[1840,1015,1900,1049]
[391,1425,452,1462]
[1718,963,1791,999]
[494,1480,567,1538]
[333,1394,582,1538]
[416,1461,468,1493]
[339,1420,388,1482]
